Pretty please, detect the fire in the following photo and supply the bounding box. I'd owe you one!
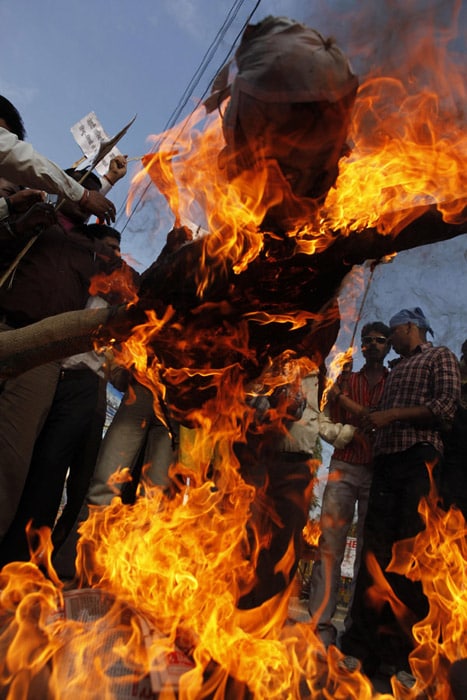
[1,9,466,700]
[303,518,321,550]
[89,267,139,307]
[0,469,395,698]
[321,75,467,237]
[137,107,273,300]
[358,465,467,699]
[136,50,465,283]
[321,346,355,409]
[388,469,467,699]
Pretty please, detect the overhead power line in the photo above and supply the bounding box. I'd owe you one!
[117,0,262,232]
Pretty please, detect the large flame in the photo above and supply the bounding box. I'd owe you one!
[1,9,466,699]
[133,47,466,282]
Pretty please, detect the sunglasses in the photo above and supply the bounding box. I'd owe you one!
[361,336,388,345]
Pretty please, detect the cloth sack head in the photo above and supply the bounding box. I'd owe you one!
[207,16,358,203]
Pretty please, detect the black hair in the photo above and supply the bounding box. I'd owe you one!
[361,321,391,339]
[0,95,26,140]
[84,223,121,242]
[65,168,102,191]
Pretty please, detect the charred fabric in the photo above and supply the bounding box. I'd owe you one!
[0,16,466,421]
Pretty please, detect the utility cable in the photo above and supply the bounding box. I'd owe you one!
[117,0,262,232]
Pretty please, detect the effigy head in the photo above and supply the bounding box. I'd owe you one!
[209,16,358,216]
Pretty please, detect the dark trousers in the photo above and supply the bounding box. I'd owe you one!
[0,348,61,541]
[235,434,313,609]
[340,442,440,673]
[52,374,107,560]
[440,404,467,519]
[0,368,105,567]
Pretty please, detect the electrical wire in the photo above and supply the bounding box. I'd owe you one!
[116,0,262,232]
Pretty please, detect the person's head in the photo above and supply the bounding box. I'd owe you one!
[0,95,26,140]
[360,322,391,362]
[84,223,121,256]
[0,177,21,199]
[58,168,102,226]
[217,17,358,222]
[388,307,433,356]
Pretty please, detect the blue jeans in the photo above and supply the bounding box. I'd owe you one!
[308,457,373,646]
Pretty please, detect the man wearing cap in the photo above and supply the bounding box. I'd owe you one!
[340,307,461,679]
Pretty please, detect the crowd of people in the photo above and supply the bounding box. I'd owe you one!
[0,13,466,696]
[0,95,137,568]
[309,310,465,688]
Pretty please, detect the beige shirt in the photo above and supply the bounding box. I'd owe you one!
[0,127,85,220]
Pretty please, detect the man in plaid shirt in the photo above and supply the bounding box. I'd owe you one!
[340,307,461,680]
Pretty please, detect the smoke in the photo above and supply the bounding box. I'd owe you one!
[275,0,467,360]
[286,0,465,72]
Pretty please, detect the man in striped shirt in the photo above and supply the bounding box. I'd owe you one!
[340,307,461,679]
[308,321,391,648]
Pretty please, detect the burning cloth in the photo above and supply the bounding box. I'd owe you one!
[0,14,466,700]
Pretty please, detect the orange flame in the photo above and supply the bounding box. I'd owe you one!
[321,346,355,409]
[135,51,466,286]
[387,469,467,698]
[303,518,322,550]
[1,10,466,699]
[89,266,139,306]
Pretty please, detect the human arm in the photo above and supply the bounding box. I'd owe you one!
[330,383,370,419]
[0,189,45,216]
[100,155,128,193]
[327,368,370,420]
[102,347,131,393]
[362,405,436,432]
[362,348,461,432]
[0,202,57,240]
[0,127,116,223]
[319,369,374,447]
[0,190,55,239]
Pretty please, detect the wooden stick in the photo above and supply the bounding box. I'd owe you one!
[0,170,91,288]
[0,120,137,288]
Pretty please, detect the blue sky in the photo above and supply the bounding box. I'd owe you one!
[1,0,466,360]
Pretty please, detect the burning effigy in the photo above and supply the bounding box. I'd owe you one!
[0,12,466,700]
